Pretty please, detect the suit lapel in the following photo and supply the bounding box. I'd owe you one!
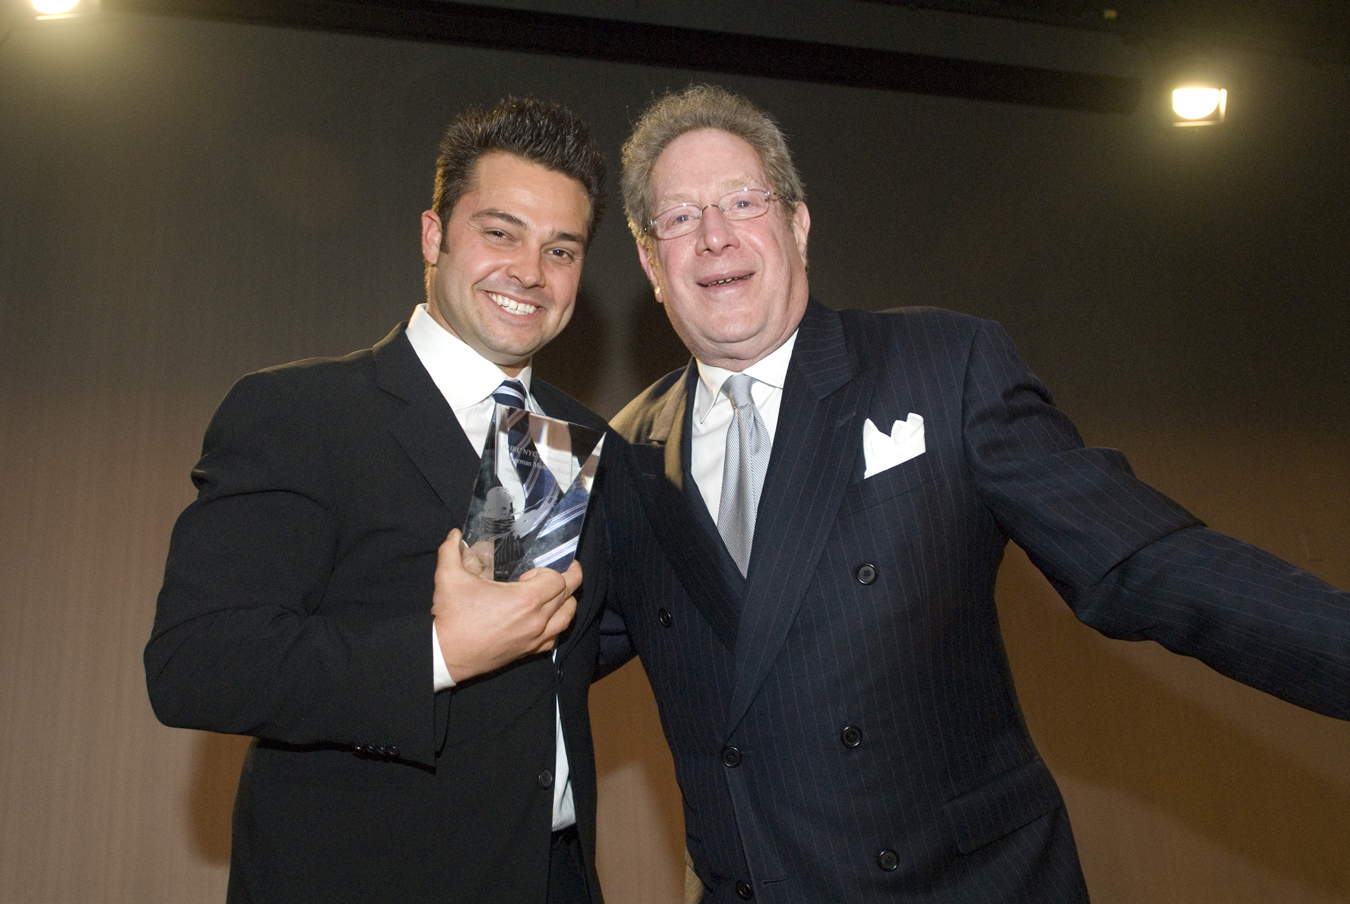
[625,364,742,652]
[373,326,480,520]
[726,301,871,733]
[370,325,475,755]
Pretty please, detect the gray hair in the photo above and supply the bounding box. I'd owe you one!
[621,85,805,248]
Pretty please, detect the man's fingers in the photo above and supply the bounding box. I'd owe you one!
[438,528,466,575]
[518,559,583,605]
[525,560,582,605]
[543,593,578,640]
[433,529,584,676]
[461,540,492,577]
[559,560,583,595]
[526,594,577,655]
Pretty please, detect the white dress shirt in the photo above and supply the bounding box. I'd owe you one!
[405,303,575,831]
[690,331,798,522]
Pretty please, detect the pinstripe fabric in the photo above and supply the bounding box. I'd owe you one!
[604,300,1350,904]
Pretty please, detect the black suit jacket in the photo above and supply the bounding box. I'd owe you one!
[147,324,609,904]
[602,300,1350,903]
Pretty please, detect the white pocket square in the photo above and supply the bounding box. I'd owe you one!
[863,414,925,478]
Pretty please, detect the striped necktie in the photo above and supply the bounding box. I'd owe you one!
[492,380,558,512]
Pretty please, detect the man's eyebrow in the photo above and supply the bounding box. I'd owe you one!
[469,209,527,229]
[656,176,758,208]
[470,210,585,245]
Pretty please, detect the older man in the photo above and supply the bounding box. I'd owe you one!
[147,97,609,904]
[600,84,1350,903]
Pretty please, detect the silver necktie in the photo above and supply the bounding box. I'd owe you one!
[716,373,770,576]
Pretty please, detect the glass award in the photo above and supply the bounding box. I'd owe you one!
[461,403,605,582]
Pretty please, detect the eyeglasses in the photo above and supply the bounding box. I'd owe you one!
[648,188,778,240]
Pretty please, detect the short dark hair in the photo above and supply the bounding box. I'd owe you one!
[622,85,804,249]
[431,96,606,245]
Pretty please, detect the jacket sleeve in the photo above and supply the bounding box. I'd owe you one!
[144,369,436,762]
[961,318,1350,720]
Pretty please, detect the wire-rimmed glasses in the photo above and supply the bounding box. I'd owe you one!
[648,188,778,240]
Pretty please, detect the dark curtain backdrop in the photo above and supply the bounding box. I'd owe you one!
[1,9,1346,903]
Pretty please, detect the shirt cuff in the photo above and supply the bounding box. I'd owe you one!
[433,623,455,691]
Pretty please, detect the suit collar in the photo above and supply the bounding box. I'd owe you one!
[372,326,481,518]
[690,329,796,424]
[793,298,858,401]
[617,301,870,665]
[622,365,743,651]
[403,303,536,411]
[726,300,870,732]
[376,325,608,663]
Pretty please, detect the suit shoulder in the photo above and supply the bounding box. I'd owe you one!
[846,305,988,340]
[208,345,380,438]
[830,305,992,368]
[610,367,687,443]
[251,345,377,391]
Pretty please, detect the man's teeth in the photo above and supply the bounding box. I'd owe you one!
[705,275,748,286]
[488,293,538,315]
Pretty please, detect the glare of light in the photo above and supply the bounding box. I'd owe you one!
[31,0,81,13]
[1173,87,1227,122]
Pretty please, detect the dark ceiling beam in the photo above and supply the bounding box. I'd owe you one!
[863,0,1350,66]
[103,0,1143,113]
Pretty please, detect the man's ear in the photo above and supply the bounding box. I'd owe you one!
[791,201,811,262]
[636,238,664,303]
[421,211,443,265]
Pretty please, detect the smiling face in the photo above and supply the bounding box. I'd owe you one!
[637,128,810,371]
[422,151,591,375]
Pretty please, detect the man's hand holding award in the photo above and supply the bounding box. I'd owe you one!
[431,400,604,682]
[461,402,605,582]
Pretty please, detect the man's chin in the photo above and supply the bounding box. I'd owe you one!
[484,334,558,370]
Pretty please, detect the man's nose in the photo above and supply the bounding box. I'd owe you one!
[505,248,544,286]
[696,204,737,252]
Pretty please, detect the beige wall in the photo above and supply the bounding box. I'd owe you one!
[3,400,1347,903]
[1,11,1347,904]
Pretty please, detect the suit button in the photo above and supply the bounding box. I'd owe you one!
[537,769,554,789]
[877,849,899,871]
[657,608,673,627]
[855,563,878,585]
[840,725,862,748]
[721,746,742,768]
[353,744,368,755]
[735,879,754,899]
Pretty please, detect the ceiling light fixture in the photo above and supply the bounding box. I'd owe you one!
[29,0,99,20]
[1172,85,1227,126]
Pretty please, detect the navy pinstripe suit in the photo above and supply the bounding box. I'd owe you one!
[601,300,1350,903]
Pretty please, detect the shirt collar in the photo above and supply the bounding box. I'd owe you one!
[693,330,798,424]
[404,303,532,409]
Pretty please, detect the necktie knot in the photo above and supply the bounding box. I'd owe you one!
[722,373,754,409]
[492,379,528,410]
[721,373,766,457]
[490,378,559,521]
